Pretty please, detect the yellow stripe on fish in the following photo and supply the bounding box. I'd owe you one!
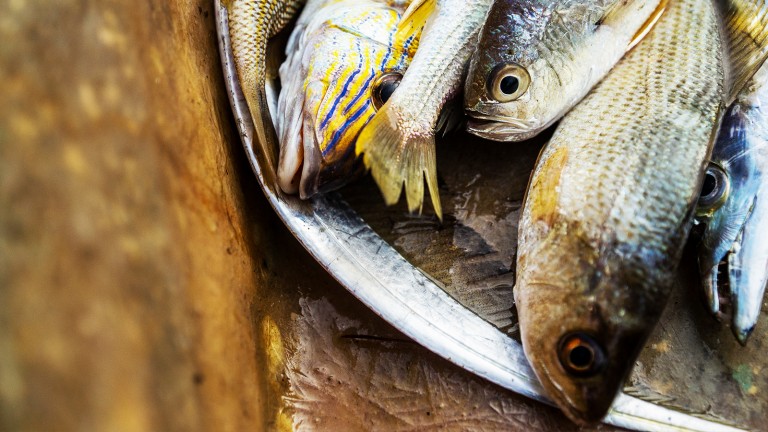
[276,0,420,197]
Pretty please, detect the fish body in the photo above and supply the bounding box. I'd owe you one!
[464,0,665,142]
[226,0,305,188]
[355,0,494,219]
[514,0,724,424]
[720,0,768,103]
[698,62,768,344]
[276,0,418,196]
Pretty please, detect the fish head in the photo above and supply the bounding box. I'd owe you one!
[697,68,768,340]
[516,224,668,424]
[729,189,768,344]
[465,0,664,141]
[276,3,416,197]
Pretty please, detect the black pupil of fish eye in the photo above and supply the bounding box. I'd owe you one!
[379,80,399,104]
[569,345,594,369]
[701,171,718,198]
[559,333,604,376]
[500,75,520,95]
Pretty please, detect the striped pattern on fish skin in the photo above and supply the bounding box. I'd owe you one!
[720,0,768,103]
[515,0,724,424]
[276,0,419,196]
[698,62,768,344]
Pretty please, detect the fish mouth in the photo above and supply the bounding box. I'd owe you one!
[465,113,541,142]
[707,215,768,345]
[277,124,323,199]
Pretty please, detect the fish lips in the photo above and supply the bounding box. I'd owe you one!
[291,130,364,200]
[465,111,542,142]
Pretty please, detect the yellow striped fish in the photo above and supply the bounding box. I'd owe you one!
[277,0,419,197]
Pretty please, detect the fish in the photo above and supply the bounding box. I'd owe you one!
[719,0,768,103]
[276,0,420,197]
[225,0,306,190]
[513,0,724,424]
[354,0,494,220]
[464,0,667,142]
[697,62,768,344]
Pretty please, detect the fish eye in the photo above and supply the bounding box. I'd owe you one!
[372,72,403,110]
[488,63,531,103]
[697,163,729,214]
[558,333,606,377]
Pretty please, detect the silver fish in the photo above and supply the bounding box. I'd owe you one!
[226,0,305,189]
[354,0,494,219]
[514,0,724,424]
[697,62,768,344]
[464,0,666,142]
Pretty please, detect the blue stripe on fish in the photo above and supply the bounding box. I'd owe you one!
[319,47,364,132]
[324,99,373,158]
[343,74,374,116]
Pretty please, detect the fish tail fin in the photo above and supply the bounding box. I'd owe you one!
[394,0,435,48]
[356,105,442,220]
[246,83,281,193]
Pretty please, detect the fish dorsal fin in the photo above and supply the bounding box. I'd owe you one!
[626,0,668,51]
[722,0,768,103]
[594,0,668,51]
[394,0,436,48]
[595,0,669,51]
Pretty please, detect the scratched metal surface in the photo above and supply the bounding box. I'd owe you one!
[244,9,766,431]
[340,131,768,430]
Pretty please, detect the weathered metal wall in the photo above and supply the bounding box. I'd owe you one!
[0,1,275,429]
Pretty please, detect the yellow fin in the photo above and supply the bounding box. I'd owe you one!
[394,0,436,48]
[247,85,281,195]
[723,0,768,103]
[355,104,442,220]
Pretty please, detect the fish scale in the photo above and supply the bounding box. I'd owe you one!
[722,0,768,102]
[227,0,303,96]
[275,0,419,196]
[463,0,665,142]
[225,0,305,192]
[515,0,724,424]
[355,0,495,219]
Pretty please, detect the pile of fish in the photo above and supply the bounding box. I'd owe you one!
[226,0,768,425]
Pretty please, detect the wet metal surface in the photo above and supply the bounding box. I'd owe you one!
[343,131,768,430]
